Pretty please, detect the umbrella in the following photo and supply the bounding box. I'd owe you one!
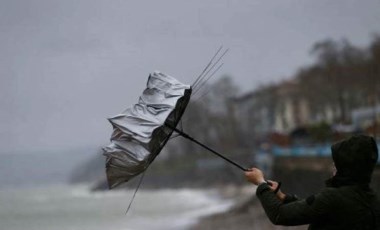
[103,71,248,189]
[103,71,192,188]
[103,50,247,189]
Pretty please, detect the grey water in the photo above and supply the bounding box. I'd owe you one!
[0,184,233,230]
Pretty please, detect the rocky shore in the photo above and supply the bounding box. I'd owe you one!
[190,185,307,230]
[191,167,380,230]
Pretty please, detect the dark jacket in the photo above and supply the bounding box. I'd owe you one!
[256,183,380,229]
[256,135,379,229]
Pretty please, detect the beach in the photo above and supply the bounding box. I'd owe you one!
[190,185,307,230]
[0,184,235,230]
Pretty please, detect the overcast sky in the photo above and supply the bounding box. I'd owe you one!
[1,0,380,154]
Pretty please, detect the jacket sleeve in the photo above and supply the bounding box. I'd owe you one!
[256,183,334,226]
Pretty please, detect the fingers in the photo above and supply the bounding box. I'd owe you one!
[244,168,265,185]
[245,167,259,173]
[267,180,277,186]
[266,180,277,190]
[244,168,262,178]
[244,168,252,176]
[245,168,258,178]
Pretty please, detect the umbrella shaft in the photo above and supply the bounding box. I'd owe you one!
[168,125,248,171]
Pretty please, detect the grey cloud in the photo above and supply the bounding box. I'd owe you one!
[0,0,379,153]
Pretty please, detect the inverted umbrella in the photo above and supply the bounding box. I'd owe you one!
[103,71,191,188]
[103,70,248,189]
[103,49,248,189]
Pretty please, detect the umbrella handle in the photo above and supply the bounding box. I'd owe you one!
[167,124,249,171]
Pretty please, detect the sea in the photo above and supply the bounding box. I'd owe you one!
[0,184,234,230]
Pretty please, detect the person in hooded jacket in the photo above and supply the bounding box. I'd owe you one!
[245,135,380,229]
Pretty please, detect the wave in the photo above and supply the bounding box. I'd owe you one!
[0,184,236,230]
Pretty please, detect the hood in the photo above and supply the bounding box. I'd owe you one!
[331,135,378,185]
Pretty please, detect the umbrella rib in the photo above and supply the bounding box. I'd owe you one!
[192,46,223,88]
[188,63,225,109]
[191,88,212,105]
[192,48,229,92]
[192,62,224,96]
[125,171,146,215]
[192,47,227,90]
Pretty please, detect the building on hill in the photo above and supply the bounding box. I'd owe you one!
[273,80,310,133]
[233,78,379,145]
[233,80,311,139]
[352,104,380,129]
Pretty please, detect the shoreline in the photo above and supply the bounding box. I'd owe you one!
[189,185,307,230]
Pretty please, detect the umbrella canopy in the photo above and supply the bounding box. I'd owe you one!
[103,49,248,191]
[103,71,191,188]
